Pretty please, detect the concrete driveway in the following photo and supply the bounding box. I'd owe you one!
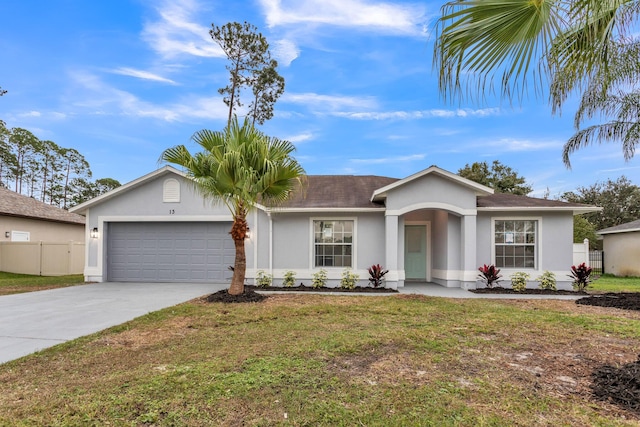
[0,282,227,365]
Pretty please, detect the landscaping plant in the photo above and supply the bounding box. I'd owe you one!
[368,264,389,288]
[340,269,359,290]
[311,269,328,289]
[536,270,557,291]
[570,262,593,291]
[282,270,296,287]
[510,272,530,292]
[255,270,272,288]
[478,264,502,288]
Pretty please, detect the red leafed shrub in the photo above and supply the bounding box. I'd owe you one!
[478,264,502,288]
[569,262,593,291]
[368,264,389,288]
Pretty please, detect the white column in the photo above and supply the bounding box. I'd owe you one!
[460,214,477,289]
[385,214,399,288]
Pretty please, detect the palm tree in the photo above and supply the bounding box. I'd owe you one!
[161,117,305,295]
[434,1,640,163]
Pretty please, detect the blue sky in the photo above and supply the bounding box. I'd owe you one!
[1,0,638,197]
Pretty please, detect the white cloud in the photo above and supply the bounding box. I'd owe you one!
[285,132,314,143]
[330,108,501,120]
[19,111,41,118]
[110,67,178,85]
[282,92,378,111]
[351,153,425,164]
[272,39,300,66]
[488,138,562,152]
[70,71,228,122]
[259,0,427,36]
[142,0,223,59]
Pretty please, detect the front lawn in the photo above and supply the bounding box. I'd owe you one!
[590,274,640,293]
[0,272,85,295]
[0,294,638,425]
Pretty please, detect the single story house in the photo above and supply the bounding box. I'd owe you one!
[0,187,85,242]
[70,165,597,290]
[597,219,640,277]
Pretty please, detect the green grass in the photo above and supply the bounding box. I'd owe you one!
[0,272,85,295]
[0,294,638,426]
[590,274,640,292]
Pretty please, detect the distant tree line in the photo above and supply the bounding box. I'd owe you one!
[0,120,120,209]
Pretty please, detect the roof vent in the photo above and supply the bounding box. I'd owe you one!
[163,178,180,203]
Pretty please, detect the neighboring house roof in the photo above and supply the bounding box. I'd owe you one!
[597,219,640,235]
[0,187,85,225]
[477,193,599,215]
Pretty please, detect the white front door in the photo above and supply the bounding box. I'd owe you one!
[405,225,427,281]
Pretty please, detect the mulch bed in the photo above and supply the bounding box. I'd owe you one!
[591,356,640,415]
[205,289,268,303]
[471,287,584,295]
[576,293,640,311]
[245,284,398,293]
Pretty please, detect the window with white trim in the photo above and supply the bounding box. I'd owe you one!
[314,220,353,267]
[494,219,537,268]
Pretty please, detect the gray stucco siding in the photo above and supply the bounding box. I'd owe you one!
[475,211,574,289]
[385,174,478,213]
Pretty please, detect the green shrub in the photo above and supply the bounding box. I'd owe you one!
[340,269,359,290]
[510,272,530,292]
[255,270,272,288]
[536,270,556,290]
[311,269,328,289]
[282,270,296,287]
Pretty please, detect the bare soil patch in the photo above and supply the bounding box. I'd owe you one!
[245,284,397,293]
[205,288,268,303]
[576,293,640,311]
[471,286,584,295]
[592,356,640,415]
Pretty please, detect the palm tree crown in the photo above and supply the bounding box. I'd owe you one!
[161,117,305,295]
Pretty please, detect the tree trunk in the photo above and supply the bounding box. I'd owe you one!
[228,207,248,295]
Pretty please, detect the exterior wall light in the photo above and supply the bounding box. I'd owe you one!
[4,231,9,238]
[90,227,99,239]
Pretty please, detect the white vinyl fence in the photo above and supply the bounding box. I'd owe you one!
[572,238,589,266]
[0,241,84,276]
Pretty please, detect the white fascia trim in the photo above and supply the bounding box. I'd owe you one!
[266,207,385,214]
[371,165,494,202]
[70,166,185,214]
[387,202,476,217]
[98,215,233,223]
[478,206,601,215]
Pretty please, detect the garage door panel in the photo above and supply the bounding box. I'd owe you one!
[108,222,234,283]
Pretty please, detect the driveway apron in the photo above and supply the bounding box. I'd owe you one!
[0,282,226,365]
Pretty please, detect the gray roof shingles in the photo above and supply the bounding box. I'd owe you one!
[0,187,85,225]
[598,219,640,234]
[477,192,592,209]
[274,175,591,210]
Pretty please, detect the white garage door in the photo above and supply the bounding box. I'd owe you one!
[107,222,235,283]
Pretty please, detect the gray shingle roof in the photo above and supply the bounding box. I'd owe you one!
[0,187,85,225]
[477,193,593,209]
[277,175,399,209]
[598,219,640,235]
